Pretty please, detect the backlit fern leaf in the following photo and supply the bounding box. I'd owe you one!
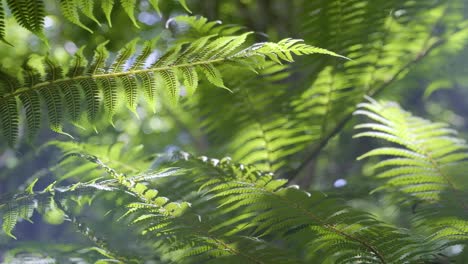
[354,97,468,249]
[354,97,468,204]
[0,34,339,145]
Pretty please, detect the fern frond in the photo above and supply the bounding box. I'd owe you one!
[0,97,19,146]
[282,0,466,178]
[168,152,440,263]
[2,146,453,263]
[46,140,154,181]
[0,34,340,145]
[0,1,8,45]
[354,97,468,248]
[354,97,468,204]
[60,0,93,33]
[6,0,45,36]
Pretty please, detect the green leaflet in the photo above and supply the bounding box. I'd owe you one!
[77,0,100,26]
[138,72,157,112]
[0,1,8,44]
[111,39,138,73]
[99,77,118,123]
[88,41,110,75]
[44,57,64,82]
[67,46,88,78]
[180,66,198,96]
[25,0,45,34]
[159,69,179,103]
[0,97,19,146]
[2,205,18,239]
[62,84,82,122]
[130,39,158,71]
[80,79,101,123]
[119,75,139,113]
[101,0,115,27]
[19,91,41,141]
[6,0,45,35]
[199,64,229,91]
[120,0,139,28]
[40,86,63,133]
[60,0,93,33]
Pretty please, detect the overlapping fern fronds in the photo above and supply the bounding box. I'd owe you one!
[2,147,451,263]
[0,34,340,146]
[186,1,468,178]
[272,0,468,178]
[0,0,191,43]
[354,97,468,246]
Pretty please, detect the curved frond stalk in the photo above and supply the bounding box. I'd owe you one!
[354,97,468,208]
[0,35,341,145]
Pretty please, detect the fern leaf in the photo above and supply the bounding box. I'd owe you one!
[80,79,101,122]
[88,41,110,75]
[40,86,63,133]
[180,66,198,96]
[0,1,8,45]
[119,75,138,113]
[59,0,93,33]
[354,98,468,203]
[2,205,18,239]
[159,70,178,103]
[77,0,100,26]
[138,72,157,112]
[19,91,42,141]
[44,57,64,81]
[67,46,88,78]
[99,77,118,122]
[0,97,19,146]
[61,84,82,122]
[6,0,45,38]
[130,39,158,71]
[110,39,138,73]
[24,0,45,34]
[199,64,228,90]
[101,0,114,27]
[120,0,139,28]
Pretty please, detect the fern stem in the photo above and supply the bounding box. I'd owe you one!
[266,188,388,263]
[1,58,228,101]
